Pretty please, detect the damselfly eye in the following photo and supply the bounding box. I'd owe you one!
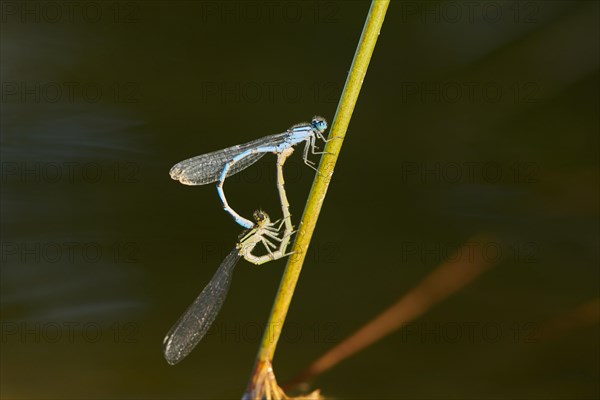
[253,210,270,223]
[312,116,328,132]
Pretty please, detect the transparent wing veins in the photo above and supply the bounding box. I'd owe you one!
[169,132,289,185]
[163,247,241,365]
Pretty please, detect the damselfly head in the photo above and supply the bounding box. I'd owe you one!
[312,116,328,133]
[253,209,270,225]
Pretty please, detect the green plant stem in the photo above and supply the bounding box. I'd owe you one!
[248,0,390,383]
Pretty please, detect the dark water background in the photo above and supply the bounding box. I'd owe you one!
[1,1,598,399]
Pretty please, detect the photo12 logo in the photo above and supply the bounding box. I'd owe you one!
[397,1,540,24]
[1,161,140,184]
[398,81,540,104]
[1,321,139,344]
[204,321,338,344]
[0,1,140,24]
[1,81,141,104]
[197,1,339,24]
[1,241,139,264]
[399,161,540,185]
[397,240,539,265]
[399,321,541,344]
[197,81,339,104]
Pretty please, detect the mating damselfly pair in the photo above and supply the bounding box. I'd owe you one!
[164,117,329,364]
